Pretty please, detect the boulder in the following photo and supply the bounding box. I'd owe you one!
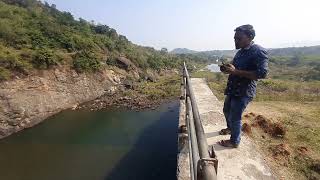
[116,56,136,71]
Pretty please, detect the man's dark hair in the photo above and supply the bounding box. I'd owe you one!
[234,24,255,39]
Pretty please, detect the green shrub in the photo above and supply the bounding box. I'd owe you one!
[136,75,180,100]
[0,67,11,80]
[259,79,289,92]
[29,30,48,49]
[73,51,101,72]
[32,48,59,69]
[0,50,31,74]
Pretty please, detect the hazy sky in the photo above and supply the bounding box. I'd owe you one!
[45,0,320,51]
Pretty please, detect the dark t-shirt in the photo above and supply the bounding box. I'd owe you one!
[224,44,269,97]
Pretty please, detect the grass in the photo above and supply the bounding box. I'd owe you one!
[256,79,320,102]
[0,66,10,80]
[192,70,320,102]
[245,101,320,179]
[136,75,181,100]
[115,73,181,103]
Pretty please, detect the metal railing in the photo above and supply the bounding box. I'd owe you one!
[182,62,218,180]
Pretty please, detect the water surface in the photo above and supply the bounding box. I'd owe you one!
[207,64,221,72]
[0,101,179,180]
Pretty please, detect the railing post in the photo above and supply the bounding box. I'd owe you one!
[186,94,200,180]
[182,62,218,180]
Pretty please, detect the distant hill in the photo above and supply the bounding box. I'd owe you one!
[170,48,198,54]
[171,45,320,58]
[268,45,320,56]
[199,50,236,58]
[171,48,236,59]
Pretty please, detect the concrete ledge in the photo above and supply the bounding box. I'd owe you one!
[177,78,275,180]
[176,79,191,180]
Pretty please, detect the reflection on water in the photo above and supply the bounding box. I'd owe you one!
[0,101,179,180]
[207,64,221,72]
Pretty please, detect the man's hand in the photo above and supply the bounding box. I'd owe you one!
[223,64,258,80]
[224,64,236,74]
[221,64,257,80]
[219,65,228,74]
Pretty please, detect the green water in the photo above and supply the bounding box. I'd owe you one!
[0,101,179,180]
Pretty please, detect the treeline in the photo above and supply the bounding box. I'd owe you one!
[268,45,320,56]
[0,0,213,80]
[173,45,320,81]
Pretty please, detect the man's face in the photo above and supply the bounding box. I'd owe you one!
[234,31,251,49]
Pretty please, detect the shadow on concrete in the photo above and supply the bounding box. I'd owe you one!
[104,103,179,180]
[205,131,220,138]
[213,142,236,151]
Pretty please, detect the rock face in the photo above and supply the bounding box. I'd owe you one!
[0,67,126,139]
[116,56,137,71]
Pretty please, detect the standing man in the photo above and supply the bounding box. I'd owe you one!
[218,24,269,148]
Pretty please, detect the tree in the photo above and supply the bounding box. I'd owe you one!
[94,24,110,34]
[161,48,168,54]
[73,51,101,72]
[108,28,118,39]
[57,12,74,26]
[119,35,128,42]
[2,0,37,8]
[44,1,50,8]
[51,3,56,9]
[289,53,302,66]
[32,48,58,69]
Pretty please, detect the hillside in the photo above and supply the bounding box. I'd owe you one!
[0,0,207,81]
[0,0,194,138]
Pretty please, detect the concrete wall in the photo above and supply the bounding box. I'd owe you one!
[176,78,191,180]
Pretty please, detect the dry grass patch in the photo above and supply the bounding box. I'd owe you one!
[243,101,320,180]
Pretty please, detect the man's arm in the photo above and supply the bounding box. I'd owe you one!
[223,48,269,80]
[223,64,258,80]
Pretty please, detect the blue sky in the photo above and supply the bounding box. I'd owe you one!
[45,0,320,51]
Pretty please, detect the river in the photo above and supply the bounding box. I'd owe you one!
[206,63,221,72]
[0,101,179,180]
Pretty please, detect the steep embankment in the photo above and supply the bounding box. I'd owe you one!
[0,0,186,138]
[0,67,121,138]
[0,63,179,139]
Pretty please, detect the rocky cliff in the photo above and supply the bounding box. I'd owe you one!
[0,67,139,139]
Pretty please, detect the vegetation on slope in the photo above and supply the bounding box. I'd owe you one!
[0,0,215,81]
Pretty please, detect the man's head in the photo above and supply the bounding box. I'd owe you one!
[234,24,255,49]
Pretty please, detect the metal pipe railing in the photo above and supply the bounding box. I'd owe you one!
[186,95,199,179]
[182,62,218,180]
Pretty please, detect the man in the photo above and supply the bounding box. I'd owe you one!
[218,24,269,148]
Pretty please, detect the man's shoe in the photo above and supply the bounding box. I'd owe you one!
[219,128,231,135]
[218,140,239,148]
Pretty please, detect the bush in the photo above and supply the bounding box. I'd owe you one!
[29,30,48,49]
[73,51,101,72]
[32,48,59,69]
[259,79,289,92]
[0,67,11,80]
[0,50,31,74]
[105,55,117,66]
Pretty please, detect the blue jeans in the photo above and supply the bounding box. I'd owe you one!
[223,95,252,144]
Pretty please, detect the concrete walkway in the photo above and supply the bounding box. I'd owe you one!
[190,78,275,180]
